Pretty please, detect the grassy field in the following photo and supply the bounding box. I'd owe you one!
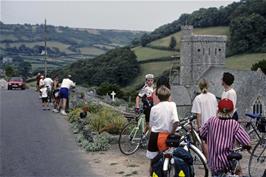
[123,60,174,91]
[132,47,177,61]
[149,26,229,49]
[225,53,266,70]
[79,47,106,55]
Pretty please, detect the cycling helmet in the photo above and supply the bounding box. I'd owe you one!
[145,74,154,80]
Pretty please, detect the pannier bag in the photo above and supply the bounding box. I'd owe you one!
[173,147,194,177]
[151,153,164,177]
[256,116,266,133]
[151,148,194,177]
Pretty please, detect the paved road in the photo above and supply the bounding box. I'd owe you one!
[0,89,99,177]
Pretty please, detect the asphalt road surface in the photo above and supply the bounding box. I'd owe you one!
[0,89,99,177]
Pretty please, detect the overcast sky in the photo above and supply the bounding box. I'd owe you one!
[1,0,235,31]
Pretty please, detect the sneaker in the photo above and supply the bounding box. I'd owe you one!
[60,110,67,116]
[53,109,59,113]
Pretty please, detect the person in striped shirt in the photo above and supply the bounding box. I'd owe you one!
[200,98,251,176]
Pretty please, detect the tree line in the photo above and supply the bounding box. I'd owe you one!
[136,0,266,55]
[51,47,140,87]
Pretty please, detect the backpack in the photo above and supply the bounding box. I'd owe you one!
[173,147,194,177]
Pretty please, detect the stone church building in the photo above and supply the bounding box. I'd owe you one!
[171,26,266,119]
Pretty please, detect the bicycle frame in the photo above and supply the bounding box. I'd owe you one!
[245,113,263,142]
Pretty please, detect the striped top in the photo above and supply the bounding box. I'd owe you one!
[200,117,250,174]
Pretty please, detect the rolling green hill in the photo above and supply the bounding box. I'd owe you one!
[149,26,229,49]
[225,53,266,70]
[0,22,145,72]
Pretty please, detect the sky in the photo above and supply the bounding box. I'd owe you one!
[1,0,235,31]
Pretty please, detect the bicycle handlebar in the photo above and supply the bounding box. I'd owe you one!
[245,113,261,119]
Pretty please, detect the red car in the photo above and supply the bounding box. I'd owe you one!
[8,77,26,90]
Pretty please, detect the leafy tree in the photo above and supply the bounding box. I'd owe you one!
[5,65,15,77]
[251,59,266,74]
[230,13,266,54]
[54,47,140,87]
[96,82,124,98]
[17,61,32,78]
[169,36,177,49]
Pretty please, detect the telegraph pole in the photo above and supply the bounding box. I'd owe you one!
[44,19,47,77]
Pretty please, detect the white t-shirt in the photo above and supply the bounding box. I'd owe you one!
[43,78,53,90]
[40,87,48,98]
[60,78,75,89]
[149,101,179,133]
[138,84,154,99]
[191,92,218,126]
[221,88,237,113]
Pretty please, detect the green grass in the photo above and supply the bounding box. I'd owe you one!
[124,60,174,90]
[149,26,229,49]
[132,47,177,61]
[79,47,106,55]
[225,53,266,70]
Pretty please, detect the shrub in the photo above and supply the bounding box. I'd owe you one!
[68,107,82,123]
[251,59,266,75]
[88,107,127,134]
[85,132,111,152]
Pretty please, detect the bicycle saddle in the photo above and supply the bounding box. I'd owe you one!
[227,152,242,161]
[245,113,260,119]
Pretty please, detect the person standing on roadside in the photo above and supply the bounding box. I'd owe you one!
[221,72,238,121]
[36,73,41,91]
[43,76,53,103]
[191,79,217,159]
[59,75,75,116]
[135,74,155,133]
[40,85,49,110]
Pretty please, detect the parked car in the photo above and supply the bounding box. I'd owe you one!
[7,77,26,90]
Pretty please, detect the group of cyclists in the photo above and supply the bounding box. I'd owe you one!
[36,73,75,115]
[135,73,251,177]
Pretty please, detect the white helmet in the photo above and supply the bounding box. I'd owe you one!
[145,74,154,80]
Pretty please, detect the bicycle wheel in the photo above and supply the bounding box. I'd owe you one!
[163,158,175,177]
[188,144,209,177]
[248,128,262,145]
[118,121,143,155]
[248,140,266,177]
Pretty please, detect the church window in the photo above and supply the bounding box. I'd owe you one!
[209,48,211,55]
[203,48,205,55]
[219,48,221,51]
[197,49,201,52]
[253,97,263,115]
[215,48,217,55]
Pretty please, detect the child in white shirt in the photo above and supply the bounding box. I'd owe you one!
[146,85,179,175]
[40,85,49,110]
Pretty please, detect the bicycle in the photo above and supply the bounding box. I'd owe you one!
[248,116,266,177]
[212,146,249,177]
[161,114,208,177]
[118,110,149,155]
[245,113,264,144]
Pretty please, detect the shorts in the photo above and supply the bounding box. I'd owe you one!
[59,88,69,99]
[146,132,159,159]
[42,97,48,103]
